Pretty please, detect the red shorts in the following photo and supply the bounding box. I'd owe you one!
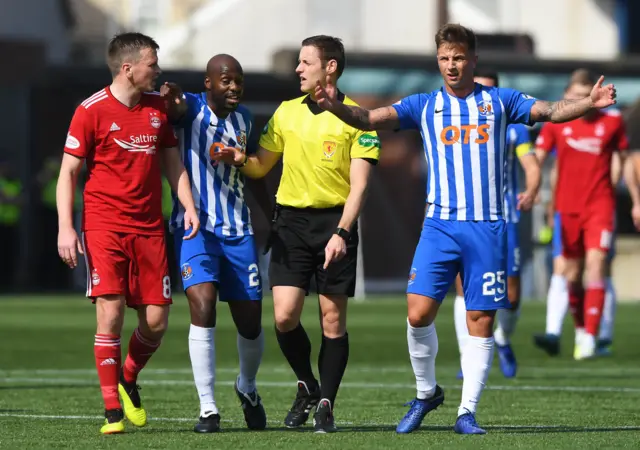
[82,230,172,307]
[559,211,614,259]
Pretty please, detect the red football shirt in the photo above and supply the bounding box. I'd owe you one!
[536,110,628,215]
[64,87,178,235]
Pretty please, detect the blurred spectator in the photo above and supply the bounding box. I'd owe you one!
[0,158,22,291]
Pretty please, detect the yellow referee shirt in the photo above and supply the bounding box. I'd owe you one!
[259,93,381,209]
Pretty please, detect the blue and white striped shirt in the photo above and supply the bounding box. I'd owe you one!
[503,123,533,224]
[170,92,254,236]
[393,83,536,221]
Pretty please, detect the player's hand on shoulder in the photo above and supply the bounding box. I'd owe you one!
[590,76,617,109]
[57,226,83,269]
[210,146,245,166]
[315,75,339,112]
[160,82,184,104]
[182,208,201,240]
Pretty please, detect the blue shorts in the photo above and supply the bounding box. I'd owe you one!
[174,228,262,302]
[552,212,616,261]
[506,221,520,277]
[408,218,510,311]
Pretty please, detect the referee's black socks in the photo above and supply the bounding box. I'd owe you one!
[318,333,349,408]
[275,323,318,388]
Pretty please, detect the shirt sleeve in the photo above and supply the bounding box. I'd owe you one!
[237,105,255,155]
[391,94,429,130]
[258,104,285,153]
[535,123,556,152]
[160,119,179,149]
[612,116,629,151]
[498,88,537,125]
[64,105,94,158]
[513,125,533,157]
[173,93,201,129]
[351,130,381,162]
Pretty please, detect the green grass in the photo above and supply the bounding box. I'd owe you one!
[1,295,640,449]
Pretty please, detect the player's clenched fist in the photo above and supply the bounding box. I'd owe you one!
[58,226,84,268]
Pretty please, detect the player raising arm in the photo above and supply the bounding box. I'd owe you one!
[453,70,541,381]
[56,32,199,435]
[315,23,615,435]
[159,54,269,434]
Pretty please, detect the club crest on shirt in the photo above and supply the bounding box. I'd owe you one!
[236,130,247,150]
[323,141,337,159]
[149,111,162,129]
[477,101,493,116]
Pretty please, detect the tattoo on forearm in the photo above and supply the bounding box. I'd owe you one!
[533,98,592,123]
[340,105,373,130]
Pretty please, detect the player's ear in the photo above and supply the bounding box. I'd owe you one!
[122,62,133,79]
[204,76,211,90]
[326,59,337,77]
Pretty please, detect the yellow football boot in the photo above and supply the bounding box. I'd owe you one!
[119,376,147,427]
[100,409,125,434]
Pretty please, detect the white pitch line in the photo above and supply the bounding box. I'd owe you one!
[2,377,640,394]
[1,413,639,431]
[2,365,639,376]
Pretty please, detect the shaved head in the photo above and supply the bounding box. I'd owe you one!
[204,54,244,115]
[206,54,242,78]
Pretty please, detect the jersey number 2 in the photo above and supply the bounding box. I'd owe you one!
[248,263,260,288]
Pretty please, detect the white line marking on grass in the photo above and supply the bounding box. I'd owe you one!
[1,413,639,431]
[2,377,640,394]
[2,365,640,376]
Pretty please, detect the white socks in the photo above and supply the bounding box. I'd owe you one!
[494,308,520,346]
[599,278,616,342]
[454,295,469,359]
[237,330,265,394]
[545,274,568,336]
[189,325,218,416]
[407,319,438,400]
[458,336,494,416]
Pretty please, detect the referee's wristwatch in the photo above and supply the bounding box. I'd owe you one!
[334,227,351,240]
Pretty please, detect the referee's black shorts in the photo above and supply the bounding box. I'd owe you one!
[268,205,359,297]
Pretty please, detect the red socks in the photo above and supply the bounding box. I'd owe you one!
[568,284,585,329]
[94,334,121,410]
[123,328,161,384]
[584,281,605,336]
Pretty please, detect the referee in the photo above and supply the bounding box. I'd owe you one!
[212,35,380,433]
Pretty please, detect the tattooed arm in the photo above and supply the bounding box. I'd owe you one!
[529,75,617,124]
[330,104,400,131]
[529,97,595,124]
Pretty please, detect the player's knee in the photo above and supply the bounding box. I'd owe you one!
[467,311,495,337]
[274,311,299,333]
[186,285,217,327]
[321,309,346,338]
[406,294,438,327]
[138,305,169,339]
[585,251,606,283]
[563,261,581,284]
[95,295,126,335]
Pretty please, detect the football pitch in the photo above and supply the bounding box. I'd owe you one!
[1,295,640,449]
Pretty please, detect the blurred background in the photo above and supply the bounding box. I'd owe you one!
[1,0,640,301]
